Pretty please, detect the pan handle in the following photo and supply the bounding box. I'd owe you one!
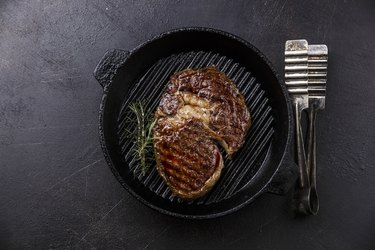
[94,49,130,89]
[266,149,298,195]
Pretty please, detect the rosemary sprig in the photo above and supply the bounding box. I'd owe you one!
[128,101,156,175]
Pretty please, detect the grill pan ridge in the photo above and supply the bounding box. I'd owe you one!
[94,27,295,218]
[117,51,274,204]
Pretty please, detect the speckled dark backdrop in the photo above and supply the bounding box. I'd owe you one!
[1,0,374,249]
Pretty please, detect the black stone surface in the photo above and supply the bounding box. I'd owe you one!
[1,0,374,249]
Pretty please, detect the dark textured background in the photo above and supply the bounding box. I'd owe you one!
[1,0,374,249]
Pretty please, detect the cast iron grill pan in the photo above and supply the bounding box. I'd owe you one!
[94,28,295,218]
[116,50,274,205]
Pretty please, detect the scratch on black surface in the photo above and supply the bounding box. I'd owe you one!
[9,142,55,146]
[22,123,97,131]
[32,170,43,178]
[100,198,124,220]
[74,197,125,248]
[142,225,172,250]
[46,158,103,192]
[86,213,93,220]
[90,1,124,32]
[273,0,288,24]
[323,0,338,41]
[85,168,89,198]
[66,235,96,250]
[228,216,280,246]
[40,75,83,84]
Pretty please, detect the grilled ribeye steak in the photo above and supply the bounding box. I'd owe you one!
[153,66,251,199]
[154,119,224,200]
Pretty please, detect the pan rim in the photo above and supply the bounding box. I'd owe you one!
[97,27,293,219]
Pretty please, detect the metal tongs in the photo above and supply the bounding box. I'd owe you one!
[285,40,328,215]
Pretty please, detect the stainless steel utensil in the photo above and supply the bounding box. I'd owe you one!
[285,40,328,215]
[285,40,312,214]
[306,44,328,215]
